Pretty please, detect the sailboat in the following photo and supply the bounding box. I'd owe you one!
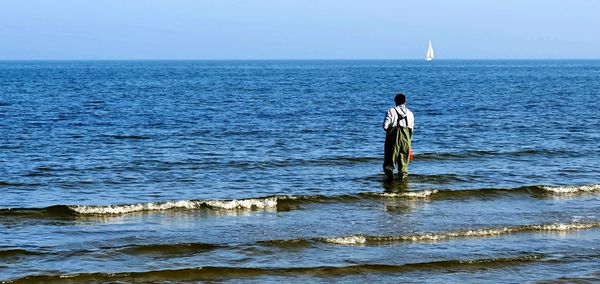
[425,40,434,61]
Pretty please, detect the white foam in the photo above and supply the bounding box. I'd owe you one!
[203,198,278,210]
[324,235,367,245]
[326,222,600,245]
[377,189,438,198]
[70,197,278,215]
[380,228,512,242]
[533,223,598,231]
[542,184,600,194]
[399,223,598,241]
[276,195,302,201]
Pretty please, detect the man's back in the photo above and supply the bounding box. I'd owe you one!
[383,104,414,131]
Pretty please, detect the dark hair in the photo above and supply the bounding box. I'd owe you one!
[394,93,406,105]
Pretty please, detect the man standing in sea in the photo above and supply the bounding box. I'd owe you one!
[383,93,414,182]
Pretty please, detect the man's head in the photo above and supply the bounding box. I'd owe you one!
[394,93,406,106]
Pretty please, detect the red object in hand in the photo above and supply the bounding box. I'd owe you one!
[409,149,414,161]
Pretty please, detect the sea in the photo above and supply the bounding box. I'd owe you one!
[1,60,599,283]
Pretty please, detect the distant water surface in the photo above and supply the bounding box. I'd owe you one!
[1,60,599,283]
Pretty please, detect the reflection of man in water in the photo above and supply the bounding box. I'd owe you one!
[383,93,414,182]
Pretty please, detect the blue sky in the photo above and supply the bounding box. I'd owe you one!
[1,0,599,59]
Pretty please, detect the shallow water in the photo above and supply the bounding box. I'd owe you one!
[1,60,600,283]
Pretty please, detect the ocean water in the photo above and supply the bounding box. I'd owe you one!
[1,60,599,283]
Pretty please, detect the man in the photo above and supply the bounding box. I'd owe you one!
[383,93,414,181]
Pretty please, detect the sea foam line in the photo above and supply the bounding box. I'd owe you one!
[68,190,438,215]
[542,184,600,194]
[378,189,438,198]
[16,184,600,216]
[70,197,279,215]
[364,189,438,199]
[322,222,600,245]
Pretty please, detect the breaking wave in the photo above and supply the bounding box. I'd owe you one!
[362,189,439,198]
[0,191,434,217]
[1,184,598,217]
[70,197,279,214]
[8,222,593,258]
[321,222,600,245]
[541,184,600,194]
[0,199,279,218]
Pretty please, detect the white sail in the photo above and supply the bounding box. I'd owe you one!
[425,40,434,61]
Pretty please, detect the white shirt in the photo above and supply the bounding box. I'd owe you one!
[383,104,414,131]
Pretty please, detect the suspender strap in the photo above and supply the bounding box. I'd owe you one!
[393,108,408,128]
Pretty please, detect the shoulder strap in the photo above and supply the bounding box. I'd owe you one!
[393,108,407,127]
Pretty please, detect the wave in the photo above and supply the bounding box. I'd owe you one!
[257,239,314,248]
[320,222,600,245]
[0,205,80,218]
[110,135,151,140]
[541,184,600,194]
[0,191,438,218]
[222,148,567,169]
[6,222,589,259]
[113,242,221,256]
[374,184,600,200]
[233,156,380,170]
[1,184,598,217]
[361,189,439,198]
[405,174,467,184]
[71,197,279,215]
[414,148,569,161]
[107,223,592,252]
[7,254,544,282]
[0,198,279,218]
[0,249,38,259]
[67,190,442,216]
[0,181,25,187]
[430,184,600,199]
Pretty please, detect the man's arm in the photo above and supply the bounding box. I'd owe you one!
[383,109,393,131]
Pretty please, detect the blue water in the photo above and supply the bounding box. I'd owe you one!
[1,60,600,283]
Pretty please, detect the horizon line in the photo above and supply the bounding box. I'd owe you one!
[1,58,600,61]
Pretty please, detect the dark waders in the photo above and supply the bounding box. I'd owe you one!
[383,112,412,181]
